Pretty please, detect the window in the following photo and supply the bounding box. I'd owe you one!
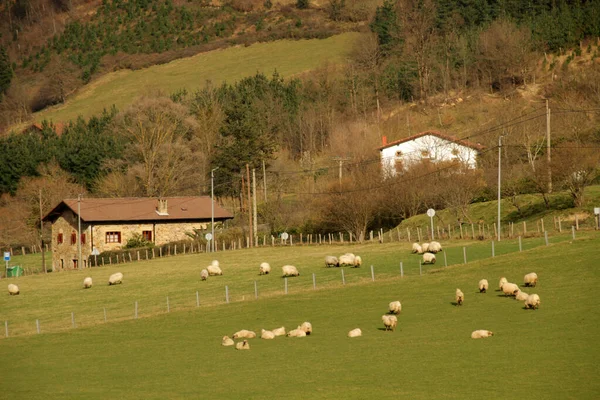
[395,150,403,157]
[81,233,86,245]
[142,230,152,241]
[421,150,430,157]
[106,232,121,244]
[57,233,63,244]
[71,232,77,245]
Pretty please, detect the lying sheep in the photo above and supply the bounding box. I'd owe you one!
[388,301,402,314]
[382,315,398,331]
[515,290,529,301]
[428,241,442,253]
[499,277,508,290]
[287,326,307,337]
[83,277,93,289]
[455,288,464,306]
[348,328,362,338]
[207,264,223,276]
[524,272,538,287]
[300,322,313,335]
[235,340,250,350]
[412,242,423,254]
[478,279,489,293]
[422,243,430,253]
[272,327,286,336]
[232,330,257,339]
[501,282,519,297]
[222,336,234,346]
[261,329,275,339]
[7,284,19,295]
[108,272,123,285]
[525,294,541,310]
[200,269,209,281]
[259,262,271,275]
[422,252,436,264]
[325,256,339,268]
[471,330,494,339]
[282,265,299,277]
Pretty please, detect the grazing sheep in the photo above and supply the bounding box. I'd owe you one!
[422,243,430,253]
[354,255,362,268]
[325,256,339,268]
[259,262,271,275]
[348,328,362,338]
[261,329,275,339]
[200,269,209,281]
[207,264,223,276]
[471,330,494,339]
[232,330,257,339]
[281,265,299,277]
[524,272,538,287]
[382,315,398,331]
[422,252,436,264]
[235,340,250,350]
[501,282,519,297]
[7,284,19,295]
[272,327,286,336]
[222,336,234,346]
[287,326,307,337]
[499,277,508,290]
[388,301,402,314]
[428,241,443,253]
[339,253,356,267]
[83,277,93,289]
[455,288,464,306]
[478,279,489,293]
[412,242,423,254]
[515,290,529,301]
[300,322,313,335]
[525,294,541,310]
[108,272,123,285]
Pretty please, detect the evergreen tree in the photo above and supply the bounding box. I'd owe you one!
[370,0,402,57]
[0,45,13,97]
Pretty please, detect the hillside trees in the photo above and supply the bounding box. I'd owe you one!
[0,45,13,98]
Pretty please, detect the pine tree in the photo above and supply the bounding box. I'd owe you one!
[0,45,13,97]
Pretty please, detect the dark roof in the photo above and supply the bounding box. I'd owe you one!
[43,197,233,223]
[378,130,485,151]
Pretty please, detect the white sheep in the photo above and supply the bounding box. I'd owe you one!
[422,243,430,253]
[7,283,19,295]
[338,253,356,267]
[261,329,275,339]
[525,294,541,309]
[207,264,223,276]
[232,329,257,339]
[200,269,209,281]
[422,252,436,264]
[325,256,339,268]
[211,260,219,268]
[524,272,538,287]
[83,277,93,289]
[222,336,234,346]
[108,272,123,285]
[515,290,529,301]
[300,321,313,335]
[388,301,402,314]
[272,327,286,336]
[478,279,489,293]
[235,340,250,350]
[348,328,362,338]
[354,255,362,268]
[501,282,519,297]
[471,330,494,339]
[287,326,307,337]
[382,315,398,331]
[499,277,508,290]
[281,265,299,277]
[428,241,442,253]
[412,242,423,254]
[455,288,464,306]
[259,262,271,275]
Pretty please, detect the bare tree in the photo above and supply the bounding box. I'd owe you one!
[552,146,600,207]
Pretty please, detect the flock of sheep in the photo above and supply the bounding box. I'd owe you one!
[411,241,443,264]
[472,273,541,310]
[7,272,124,295]
[222,322,313,350]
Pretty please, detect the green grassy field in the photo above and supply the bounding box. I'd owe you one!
[33,32,360,125]
[0,231,598,398]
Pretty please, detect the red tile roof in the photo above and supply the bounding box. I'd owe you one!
[378,130,485,151]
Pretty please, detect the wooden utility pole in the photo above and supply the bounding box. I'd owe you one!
[39,189,46,274]
[262,160,267,202]
[252,168,257,240]
[546,99,552,193]
[246,164,253,247]
[332,157,350,191]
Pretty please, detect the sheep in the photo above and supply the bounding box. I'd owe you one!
[471,330,494,339]
[388,301,402,314]
[211,260,219,268]
[272,327,286,336]
[300,321,313,335]
[501,282,519,297]
[422,252,436,264]
[411,243,423,254]
[455,288,464,306]
[421,243,430,253]
[7,284,19,295]
[478,279,489,293]
[287,326,307,337]
[235,340,250,350]
[200,269,209,281]
[515,290,529,301]
[348,328,362,338]
[83,277,93,289]
[382,315,398,331]
[232,330,257,339]
[524,272,538,287]
[222,336,234,346]
[499,277,508,290]
[325,256,339,268]
[207,264,223,276]
[338,253,356,267]
[261,329,275,339]
[354,255,362,268]
[428,241,443,253]
[525,294,541,310]
[281,265,299,277]
[259,262,271,275]
[108,272,123,285]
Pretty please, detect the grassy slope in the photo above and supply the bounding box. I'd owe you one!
[33,32,361,124]
[0,232,598,399]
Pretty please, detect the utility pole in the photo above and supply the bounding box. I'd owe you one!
[252,168,257,241]
[332,156,350,191]
[211,167,219,253]
[546,99,552,193]
[77,194,82,270]
[39,189,46,274]
[246,164,253,247]
[497,136,502,241]
[262,160,267,202]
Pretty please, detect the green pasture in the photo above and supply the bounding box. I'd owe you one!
[0,232,599,398]
[33,32,361,125]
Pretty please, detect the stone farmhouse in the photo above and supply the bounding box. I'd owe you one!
[378,130,484,177]
[43,197,233,271]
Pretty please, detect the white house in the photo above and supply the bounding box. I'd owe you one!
[378,130,483,177]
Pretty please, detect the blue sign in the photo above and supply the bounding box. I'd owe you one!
[3,252,10,262]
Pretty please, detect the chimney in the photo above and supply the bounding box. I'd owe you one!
[382,136,387,146]
[157,198,169,215]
